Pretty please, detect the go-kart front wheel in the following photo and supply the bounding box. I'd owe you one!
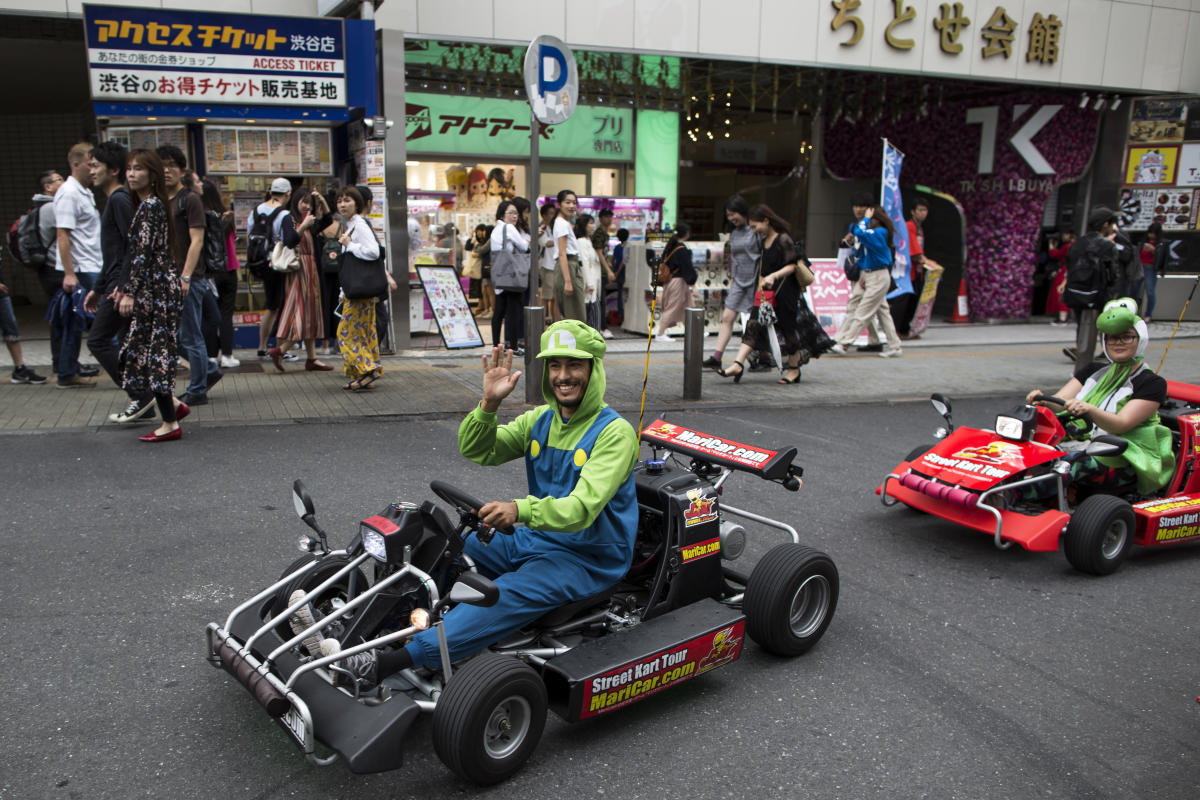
[432,653,547,785]
[1064,495,1134,576]
[743,543,839,656]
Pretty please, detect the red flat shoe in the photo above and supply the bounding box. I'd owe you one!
[139,427,182,442]
[268,346,285,372]
[174,402,190,422]
[305,359,334,371]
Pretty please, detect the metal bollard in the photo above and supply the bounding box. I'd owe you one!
[683,307,704,400]
[524,306,545,404]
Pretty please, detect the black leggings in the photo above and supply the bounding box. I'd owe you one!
[156,393,177,423]
[492,290,523,348]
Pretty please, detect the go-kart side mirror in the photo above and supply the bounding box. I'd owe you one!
[1085,434,1129,458]
[446,571,500,608]
[292,480,316,521]
[930,393,952,418]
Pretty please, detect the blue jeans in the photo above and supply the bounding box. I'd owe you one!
[178,278,221,397]
[0,294,19,342]
[55,272,95,378]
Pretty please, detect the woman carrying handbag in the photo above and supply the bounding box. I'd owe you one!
[489,200,531,354]
[334,186,383,391]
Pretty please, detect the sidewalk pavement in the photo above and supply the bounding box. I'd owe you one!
[2,318,1197,434]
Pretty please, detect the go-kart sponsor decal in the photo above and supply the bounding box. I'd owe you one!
[681,536,720,562]
[952,441,1025,467]
[919,450,1013,479]
[1135,495,1200,542]
[682,487,718,528]
[642,421,775,471]
[580,621,745,718]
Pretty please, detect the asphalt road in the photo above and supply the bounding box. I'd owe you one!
[3,399,1198,800]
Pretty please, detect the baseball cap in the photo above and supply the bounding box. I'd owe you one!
[270,177,292,194]
[1088,206,1117,227]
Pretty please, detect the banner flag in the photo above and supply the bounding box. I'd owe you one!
[881,139,913,298]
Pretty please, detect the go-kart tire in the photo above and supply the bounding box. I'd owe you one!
[743,543,838,656]
[270,554,368,631]
[432,653,547,785]
[905,444,932,465]
[1063,495,1134,576]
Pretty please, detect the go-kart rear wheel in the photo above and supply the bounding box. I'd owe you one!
[270,554,368,637]
[743,543,839,656]
[1063,495,1134,576]
[433,653,547,785]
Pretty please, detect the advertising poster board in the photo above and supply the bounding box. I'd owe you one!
[416,266,484,349]
[1124,147,1179,186]
[1118,188,1197,232]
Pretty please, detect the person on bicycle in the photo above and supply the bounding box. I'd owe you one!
[295,319,639,685]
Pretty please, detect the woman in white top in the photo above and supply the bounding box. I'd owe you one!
[334,186,383,391]
[574,214,602,330]
[537,202,558,322]
[489,200,531,354]
[553,190,586,322]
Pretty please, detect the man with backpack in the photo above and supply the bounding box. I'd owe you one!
[246,178,292,360]
[11,171,62,373]
[157,144,222,406]
[1062,206,1119,369]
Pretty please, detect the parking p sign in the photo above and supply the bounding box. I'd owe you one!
[523,35,577,125]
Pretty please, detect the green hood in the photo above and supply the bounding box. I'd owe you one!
[537,320,607,423]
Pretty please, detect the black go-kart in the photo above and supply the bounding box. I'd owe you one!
[205,418,839,785]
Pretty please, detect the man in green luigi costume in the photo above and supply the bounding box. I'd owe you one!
[311,320,639,685]
[1027,297,1175,495]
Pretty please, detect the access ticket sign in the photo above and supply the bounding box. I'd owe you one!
[579,621,744,719]
[83,5,346,108]
[641,420,776,472]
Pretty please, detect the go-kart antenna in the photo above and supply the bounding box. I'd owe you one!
[637,247,666,443]
[1156,274,1198,374]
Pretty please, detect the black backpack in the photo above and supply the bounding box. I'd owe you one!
[246,206,284,279]
[13,199,51,267]
[1062,236,1111,310]
[202,210,227,273]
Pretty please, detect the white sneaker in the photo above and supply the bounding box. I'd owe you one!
[601,329,615,339]
[879,347,903,358]
[219,355,241,368]
[828,343,847,356]
[655,335,673,343]
[288,590,323,658]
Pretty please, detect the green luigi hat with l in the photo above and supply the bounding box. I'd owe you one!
[537,319,606,361]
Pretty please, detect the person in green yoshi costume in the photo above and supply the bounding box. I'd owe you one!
[1026,297,1175,495]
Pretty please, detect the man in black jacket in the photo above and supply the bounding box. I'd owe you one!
[1062,206,1118,369]
[82,140,150,423]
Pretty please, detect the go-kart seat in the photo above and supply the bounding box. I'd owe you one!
[534,586,615,629]
[1158,400,1199,432]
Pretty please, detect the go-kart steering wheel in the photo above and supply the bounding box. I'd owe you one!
[1033,395,1088,420]
[430,480,515,540]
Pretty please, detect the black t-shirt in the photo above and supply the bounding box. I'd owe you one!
[1074,361,1167,404]
[170,189,206,277]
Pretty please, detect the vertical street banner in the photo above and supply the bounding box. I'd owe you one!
[83,4,346,107]
[881,139,913,298]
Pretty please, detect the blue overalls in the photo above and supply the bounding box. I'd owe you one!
[404,405,638,668]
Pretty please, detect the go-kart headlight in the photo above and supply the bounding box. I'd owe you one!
[361,526,387,561]
[994,415,1026,441]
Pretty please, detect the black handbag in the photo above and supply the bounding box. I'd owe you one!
[340,247,387,299]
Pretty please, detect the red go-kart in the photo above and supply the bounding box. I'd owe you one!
[877,380,1200,575]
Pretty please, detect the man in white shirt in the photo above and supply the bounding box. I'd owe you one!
[52,142,103,388]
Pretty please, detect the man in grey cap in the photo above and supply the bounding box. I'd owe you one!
[253,178,294,358]
[1061,206,1119,368]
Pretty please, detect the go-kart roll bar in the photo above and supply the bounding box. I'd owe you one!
[719,501,800,544]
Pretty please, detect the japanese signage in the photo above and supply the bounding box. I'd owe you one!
[1119,97,1200,231]
[405,92,632,162]
[203,127,331,175]
[83,4,346,107]
[830,2,1061,63]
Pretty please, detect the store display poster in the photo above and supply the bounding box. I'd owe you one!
[417,266,484,349]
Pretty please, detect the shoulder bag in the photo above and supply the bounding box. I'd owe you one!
[490,225,530,291]
[340,222,388,299]
[270,239,300,273]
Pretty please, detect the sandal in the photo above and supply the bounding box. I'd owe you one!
[716,361,745,383]
[778,368,801,385]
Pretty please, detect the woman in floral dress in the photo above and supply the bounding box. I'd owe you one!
[117,149,187,442]
[335,186,383,391]
[266,186,335,372]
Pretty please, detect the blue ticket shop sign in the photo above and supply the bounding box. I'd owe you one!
[83,4,351,111]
